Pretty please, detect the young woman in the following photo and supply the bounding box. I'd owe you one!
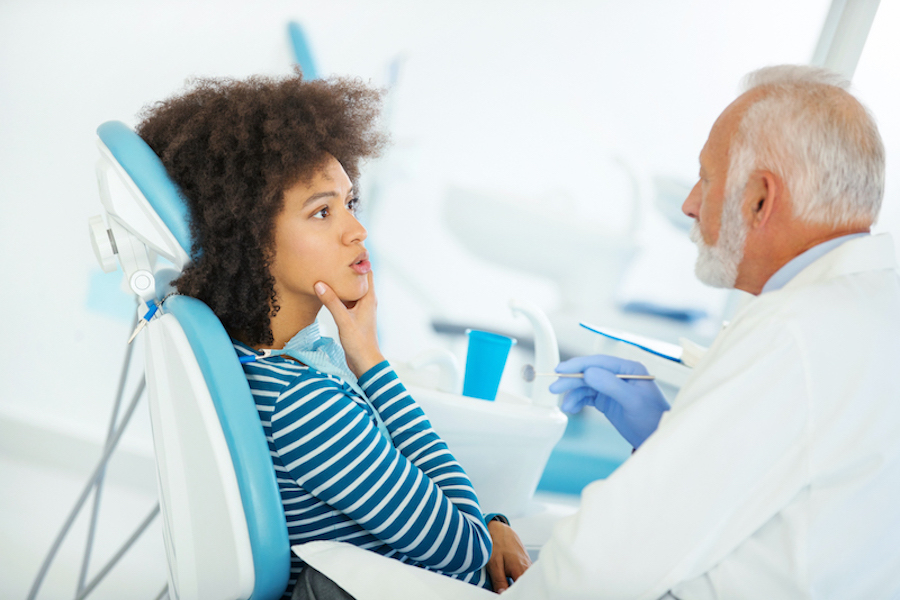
[136,73,529,599]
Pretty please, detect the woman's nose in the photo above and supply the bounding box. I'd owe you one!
[343,211,367,245]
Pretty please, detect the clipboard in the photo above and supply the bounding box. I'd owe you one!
[579,322,684,363]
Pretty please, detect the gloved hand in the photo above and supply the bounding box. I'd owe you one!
[549,355,670,449]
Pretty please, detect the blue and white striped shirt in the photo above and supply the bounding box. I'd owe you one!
[233,341,492,597]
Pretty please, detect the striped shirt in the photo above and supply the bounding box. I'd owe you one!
[233,341,492,597]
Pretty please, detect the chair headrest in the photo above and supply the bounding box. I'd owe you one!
[97,120,192,257]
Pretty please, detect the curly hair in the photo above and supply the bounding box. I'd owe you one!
[136,72,387,346]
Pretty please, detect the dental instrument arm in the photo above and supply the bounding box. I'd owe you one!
[550,355,670,449]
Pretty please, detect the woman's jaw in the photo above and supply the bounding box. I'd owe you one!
[325,266,371,307]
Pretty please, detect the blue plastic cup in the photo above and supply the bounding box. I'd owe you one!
[462,330,517,401]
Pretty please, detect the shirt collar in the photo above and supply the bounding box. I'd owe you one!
[761,232,869,294]
[285,320,323,352]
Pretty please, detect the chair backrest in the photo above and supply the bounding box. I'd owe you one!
[95,121,291,600]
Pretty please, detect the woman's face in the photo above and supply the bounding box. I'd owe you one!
[269,155,370,319]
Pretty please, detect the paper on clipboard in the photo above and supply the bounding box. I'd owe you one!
[579,322,684,363]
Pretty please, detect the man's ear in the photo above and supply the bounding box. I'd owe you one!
[744,170,779,229]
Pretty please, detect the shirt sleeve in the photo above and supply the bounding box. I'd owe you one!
[271,361,492,575]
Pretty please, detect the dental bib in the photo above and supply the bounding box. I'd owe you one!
[255,322,391,441]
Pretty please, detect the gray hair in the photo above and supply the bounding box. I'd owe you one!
[726,65,885,227]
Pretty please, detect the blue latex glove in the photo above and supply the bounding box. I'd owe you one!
[549,354,670,449]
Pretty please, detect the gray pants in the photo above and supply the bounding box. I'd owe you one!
[291,566,356,600]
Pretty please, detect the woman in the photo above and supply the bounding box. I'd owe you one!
[136,72,530,599]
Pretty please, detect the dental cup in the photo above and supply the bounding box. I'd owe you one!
[462,330,516,401]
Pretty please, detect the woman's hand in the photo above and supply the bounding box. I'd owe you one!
[486,519,532,593]
[315,271,385,377]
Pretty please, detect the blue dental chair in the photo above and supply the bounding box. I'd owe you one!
[89,121,291,600]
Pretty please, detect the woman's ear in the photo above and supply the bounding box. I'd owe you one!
[744,170,780,230]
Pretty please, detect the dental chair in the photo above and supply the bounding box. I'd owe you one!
[88,120,291,600]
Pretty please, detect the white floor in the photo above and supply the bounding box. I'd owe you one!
[0,452,168,600]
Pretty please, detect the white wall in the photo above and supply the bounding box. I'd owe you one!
[1,0,897,454]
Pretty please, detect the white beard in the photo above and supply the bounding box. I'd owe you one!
[690,197,748,289]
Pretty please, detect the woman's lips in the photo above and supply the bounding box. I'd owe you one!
[351,259,371,274]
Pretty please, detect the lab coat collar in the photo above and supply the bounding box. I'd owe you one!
[761,233,868,294]
[723,234,896,332]
[781,232,897,292]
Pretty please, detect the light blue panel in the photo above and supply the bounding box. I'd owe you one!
[537,413,632,496]
[287,21,319,79]
[165,295,290,600]
[85,267,137,322]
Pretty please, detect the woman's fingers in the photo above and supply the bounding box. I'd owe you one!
[314,277,385,377]
[357,270,377,310]
[486,520,532,593]
[486,554,509,593]
[314,281,348,323]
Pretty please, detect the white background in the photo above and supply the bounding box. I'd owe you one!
[0,4,898,594]
[3,0,900,453]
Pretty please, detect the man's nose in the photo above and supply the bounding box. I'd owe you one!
[682,181,701,220]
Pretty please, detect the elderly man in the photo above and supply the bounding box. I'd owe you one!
[534,64,900,598]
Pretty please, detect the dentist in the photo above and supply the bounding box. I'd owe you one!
[517,65,900,598]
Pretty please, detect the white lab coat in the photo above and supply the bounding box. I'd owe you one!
[295,233,900,600]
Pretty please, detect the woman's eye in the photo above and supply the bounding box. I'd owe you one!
[346,196,360,214]
[313,205,330,219]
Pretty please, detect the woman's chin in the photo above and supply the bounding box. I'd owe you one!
[336,281,368,304]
